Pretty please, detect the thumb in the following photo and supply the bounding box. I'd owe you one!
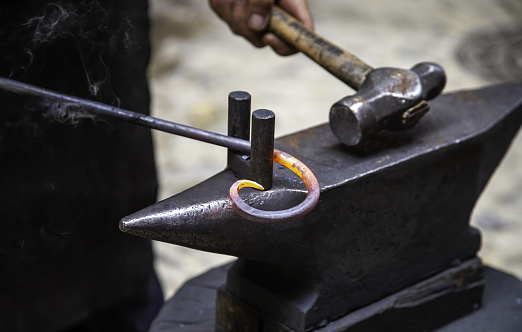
[246,0,273,31]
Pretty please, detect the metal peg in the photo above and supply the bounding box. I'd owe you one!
[250,109,275,190]
[227,91,251,177]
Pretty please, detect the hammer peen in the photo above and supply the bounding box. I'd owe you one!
[269,6,446,146]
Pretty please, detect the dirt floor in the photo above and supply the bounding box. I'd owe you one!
[146,0,522,298]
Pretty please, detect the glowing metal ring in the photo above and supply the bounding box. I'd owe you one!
[229,149,320,223]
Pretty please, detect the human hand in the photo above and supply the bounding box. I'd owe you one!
[208,0,313,56]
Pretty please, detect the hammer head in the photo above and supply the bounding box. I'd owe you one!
[329,62,446,146]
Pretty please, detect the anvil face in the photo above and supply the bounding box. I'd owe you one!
[121,82,522,330]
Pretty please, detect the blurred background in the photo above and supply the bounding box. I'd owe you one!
[146,0,522,298]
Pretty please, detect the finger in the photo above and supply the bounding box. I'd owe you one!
[277,0,314,30]
[210,0,266,48]
[263,0,313,56]
[230,0,266,46]
[262,33,298,56]
[245,0,273,31]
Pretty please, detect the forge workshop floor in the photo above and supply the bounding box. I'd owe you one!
[147,0,522,299]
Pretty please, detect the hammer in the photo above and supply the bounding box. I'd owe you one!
[269,6,446,146]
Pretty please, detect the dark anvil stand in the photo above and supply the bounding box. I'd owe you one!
[125,83,522,332]
[151,265,522,332]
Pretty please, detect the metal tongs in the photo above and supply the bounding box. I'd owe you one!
[0,77,319,223]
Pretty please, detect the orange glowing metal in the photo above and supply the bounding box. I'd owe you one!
[229,149,320,223]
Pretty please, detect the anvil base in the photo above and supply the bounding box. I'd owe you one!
[216,259,483,331]
[149,260,522,332]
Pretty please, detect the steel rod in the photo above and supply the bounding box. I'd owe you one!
[0,77,252,154]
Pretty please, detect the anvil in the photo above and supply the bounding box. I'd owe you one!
[121,82,522,331]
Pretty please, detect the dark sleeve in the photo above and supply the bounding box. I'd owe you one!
[0,0,159,330]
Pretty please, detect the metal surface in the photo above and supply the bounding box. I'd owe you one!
[250,109,275,189]
[269,7,446,146]
[230,149,321,223]
[227,91,251,177]
[120,82,522,330]
[330,62,446,145]
[149,264,522,332]
[226,91,251,181]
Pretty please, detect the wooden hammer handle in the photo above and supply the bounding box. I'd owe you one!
[269,6,373,91]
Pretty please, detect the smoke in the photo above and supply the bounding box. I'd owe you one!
[40,99,98,125]
[22,1,137,58]
[24,3,77,47]
[1,0,141,128]
[6,0,137,103]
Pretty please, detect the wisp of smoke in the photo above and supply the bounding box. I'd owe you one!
[40,98,98,125]
[7,0,137,106]
[23,1,137,56]
[24,3,76,47]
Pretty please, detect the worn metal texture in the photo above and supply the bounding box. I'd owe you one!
[329,62,446,145]
[149,264,522,332]
[121,82,522,330]
[226,91,251,180]
[250,109,275,189]
[218,259,484,332]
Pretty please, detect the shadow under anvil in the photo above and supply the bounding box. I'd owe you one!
[121,82,522,331]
